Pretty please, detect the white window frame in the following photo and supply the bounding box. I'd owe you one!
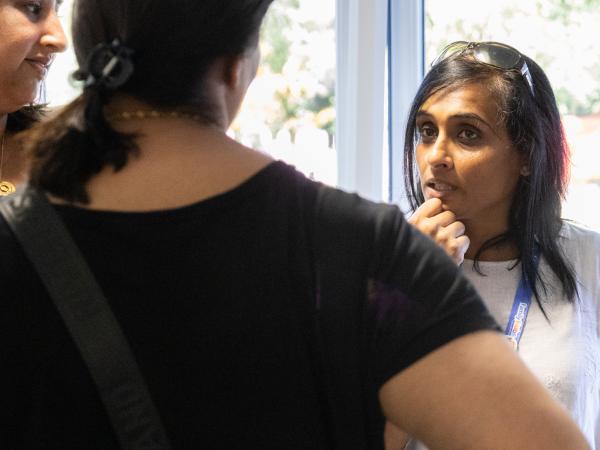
[335,0,424,205]
[335,0,388,202]
[387,0,424,207]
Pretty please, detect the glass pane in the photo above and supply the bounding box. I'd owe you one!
[425,0,600,230]
[46,0,79,106]
[232,0,337,185]
[48,0,337,186]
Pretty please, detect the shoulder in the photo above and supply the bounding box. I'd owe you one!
[315,185,472,295]
[558,219,600,298]
[315,185,402,236]
[559,219,600,240]
[558,219,600,259]
[314,185,409,271]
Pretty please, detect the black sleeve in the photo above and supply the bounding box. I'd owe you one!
[364,200,500,389]
[313,186,500,392]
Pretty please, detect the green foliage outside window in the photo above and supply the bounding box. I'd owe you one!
[255,0,335,141]
[426,0,600,116]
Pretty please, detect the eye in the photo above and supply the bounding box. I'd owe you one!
[23,1,43,17]
[417,123,437,142]
[457,127,480,142]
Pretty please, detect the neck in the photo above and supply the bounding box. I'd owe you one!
[463,218,519,262]
[106,95,229,131]
[75,100,273,211]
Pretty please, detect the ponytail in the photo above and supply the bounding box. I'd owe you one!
[25,39,137,204]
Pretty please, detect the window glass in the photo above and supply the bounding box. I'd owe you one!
[426,0,600,229]
[46,0,78,106]
[233,0,336,184]
[48,0,337,185]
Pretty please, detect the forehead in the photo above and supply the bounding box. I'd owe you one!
[419,83,502,125]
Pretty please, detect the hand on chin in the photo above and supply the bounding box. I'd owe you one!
[408,198,470,265]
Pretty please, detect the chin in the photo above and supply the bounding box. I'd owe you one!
[440,202,457,214]
[10,96,39,112]
[440,201,466,219]
[13,83,42,108]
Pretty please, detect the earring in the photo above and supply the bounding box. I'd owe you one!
[520,166,530,176]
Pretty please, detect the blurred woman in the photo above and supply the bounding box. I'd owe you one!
[0,0,66,194]
[401,41,600,449]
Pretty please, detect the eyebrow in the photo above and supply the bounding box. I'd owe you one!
[416,110,496,134]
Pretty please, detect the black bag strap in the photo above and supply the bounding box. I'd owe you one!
[0,186,172,450]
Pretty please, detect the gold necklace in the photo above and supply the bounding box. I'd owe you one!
[0,133,16,196]
[107,110,204,122]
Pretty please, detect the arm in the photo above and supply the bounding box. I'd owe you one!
[408,198,469,265]
[379,330,590,450]
[384,422,410,450]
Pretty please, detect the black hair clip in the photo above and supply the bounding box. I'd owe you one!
[72,39,135,91]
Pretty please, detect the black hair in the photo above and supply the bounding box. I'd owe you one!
[26,0,274,203]
[403,52,578,308]
[6,106,43,133]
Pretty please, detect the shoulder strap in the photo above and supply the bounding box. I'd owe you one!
[0,186,172,450]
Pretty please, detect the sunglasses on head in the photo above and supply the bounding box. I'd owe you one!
[431,41,535,96]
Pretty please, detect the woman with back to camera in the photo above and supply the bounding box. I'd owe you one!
[0,0,66,194]
[0,3,591,448]
[396,41,600,449]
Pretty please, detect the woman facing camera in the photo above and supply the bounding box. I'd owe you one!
[0,0,66,194]
[400,41,600,449]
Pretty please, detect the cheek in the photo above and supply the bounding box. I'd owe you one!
[459,156,522,202]
[0,35,28,68]
[414,147,427,176]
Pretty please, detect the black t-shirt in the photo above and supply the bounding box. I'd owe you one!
[0,161,498,449]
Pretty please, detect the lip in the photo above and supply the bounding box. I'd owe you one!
[25,58,51,78]
[422,178,458,199]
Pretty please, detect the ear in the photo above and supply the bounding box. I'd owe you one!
[223,55,245,90]
[518,151,531,176]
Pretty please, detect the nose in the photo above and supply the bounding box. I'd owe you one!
[425,136,453,170]
[40,10,68,54]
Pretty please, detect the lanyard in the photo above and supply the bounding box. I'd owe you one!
[504,248,541,350]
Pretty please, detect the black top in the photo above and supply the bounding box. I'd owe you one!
[0,161,497,449]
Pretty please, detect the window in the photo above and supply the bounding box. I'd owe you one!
[386,0,424,206]
[48,0,337,185]
[232,0,336,185]
[46,0,78,106]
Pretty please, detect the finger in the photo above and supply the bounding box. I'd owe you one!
[454,234,470,254]
[411,211,457,236]
[409,203,459,238]
[409,198,443,223]
[451,235,471,265]
[438,220,466,239]
[431,210,458,228]
[440,235,470,265]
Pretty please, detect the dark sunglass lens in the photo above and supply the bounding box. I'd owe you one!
[474,45,520,68]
